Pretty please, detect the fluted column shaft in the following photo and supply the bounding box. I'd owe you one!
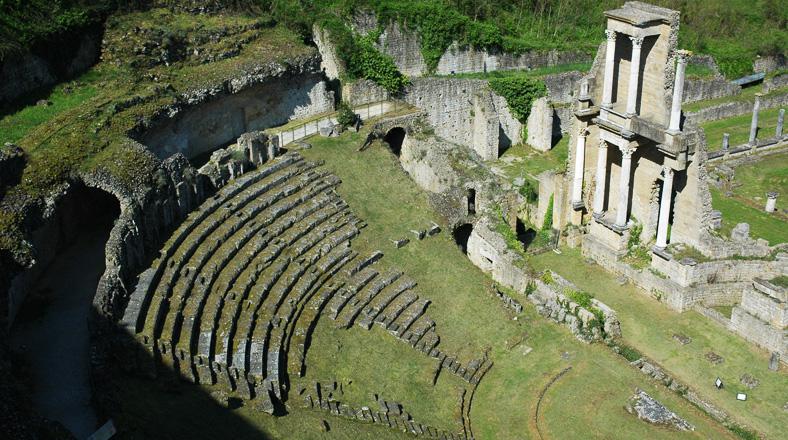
[655,167,674,248]
[626,36,644,116]
[593,140,609,215]
[602,30,617,108]
[615,147,635,227]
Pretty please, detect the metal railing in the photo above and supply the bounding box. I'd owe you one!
[274,100,406,147]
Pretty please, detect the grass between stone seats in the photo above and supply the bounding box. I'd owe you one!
[707,151,788,245]
[493,135,569,181]
[530,247,788,440]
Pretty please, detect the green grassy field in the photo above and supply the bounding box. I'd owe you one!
[296,131,739,439]
[494,135,569,181]
[530,247,788,440]
[702,107,784,152]
[707,151,788,245]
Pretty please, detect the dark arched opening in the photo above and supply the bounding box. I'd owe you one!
[467,188,476,215]
[515,218,537,250]
[10,184,120,438]
[453,223,474,254]
[383,127,406,157]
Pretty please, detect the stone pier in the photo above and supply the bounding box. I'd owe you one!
[668,50,690,133]
[749,93,762,146]
[572,129,589,208]
[721,133,729,152]
[593,140,609,216]
[654,166,674,249]
[765,192,778,213]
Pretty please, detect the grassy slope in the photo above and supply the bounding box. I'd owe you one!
[299,131,735,439]
[707,151,788,245]
[0,9,313,256]
[531,247,788,440]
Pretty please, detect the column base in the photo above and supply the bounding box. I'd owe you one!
[651,245,672,260]
[611,222,629,233]
[572,200,585,210]
[592,211,606,221]
[666,128,681,136]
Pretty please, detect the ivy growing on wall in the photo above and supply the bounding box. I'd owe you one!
[316,16,409,94]
[347,34,410,94]
[488,76,547,123]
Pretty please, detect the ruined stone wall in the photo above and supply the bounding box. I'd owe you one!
[686,91,788,124]
[683,78,740,104]
[376,21,427,76]
[404,78,517,159]
[435,43,589,76]
[342,79,389,107]
[312,25,344,80]
[140,66,334,159]
[764,73,788,94]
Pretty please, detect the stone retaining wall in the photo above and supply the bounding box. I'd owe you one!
[686,91,788,124]
[683,78,740,104]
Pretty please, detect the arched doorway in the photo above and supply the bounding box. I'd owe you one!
[10,184,120,438]
[453,223,474,254]
[383,127,406,156]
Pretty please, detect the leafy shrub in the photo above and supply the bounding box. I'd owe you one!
[336,101,356,127]
[518,178,538,203]
[617,343,642,362]
[540,270,553,285]
[348,35,410,93]
[541,194,554,231]
[567,290,594,309]
[488,76,547,123]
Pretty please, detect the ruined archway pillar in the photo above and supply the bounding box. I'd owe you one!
[593,140,609,216]
[602,30,617,108]
[655,166,674,249]
[614,146,635,228]
[572,128,589,207]
[626,36,644,116]
[668,50,690,133]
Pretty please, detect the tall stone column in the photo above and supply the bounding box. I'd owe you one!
[572,128,589,206]
[615,146,635,228]
[776,108,784,138]
[655,166,674,249]
[626,36,644,116]
[749,93,762,146]
[668,50,691,133]
[602,30,617,109]
[593,140,609,216]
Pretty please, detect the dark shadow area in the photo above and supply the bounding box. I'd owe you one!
[453,223,473,254]
[467,188,476,216]
[515,218,537,249]
[498,124,512,156]
[9,185,119,438]
[383,127,406,157]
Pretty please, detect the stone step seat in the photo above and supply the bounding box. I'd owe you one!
[357,278,417,331]
[386,298,431,337]
[400,318,436,348]
[375,292,419,330]
[225,258,291,373]
[185,189,345,358]
[262,246,357,399]
[327,267,379,320]
[285,248,358,376]
[153,173,338,344]
[215,201,350,363]
[337,271,403,329]
[289,282,343,377]
[140,159,320,337]
[242,220,358,378]
[205,193,338,366]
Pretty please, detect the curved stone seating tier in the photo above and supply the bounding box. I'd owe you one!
[131,156,315,336]
[153,166,332,342]
[121,152,492,417]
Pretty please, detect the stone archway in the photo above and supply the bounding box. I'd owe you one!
[9,183,120,438]
[383,127,406,157]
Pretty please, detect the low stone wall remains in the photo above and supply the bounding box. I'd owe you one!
[686,91,788,124]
